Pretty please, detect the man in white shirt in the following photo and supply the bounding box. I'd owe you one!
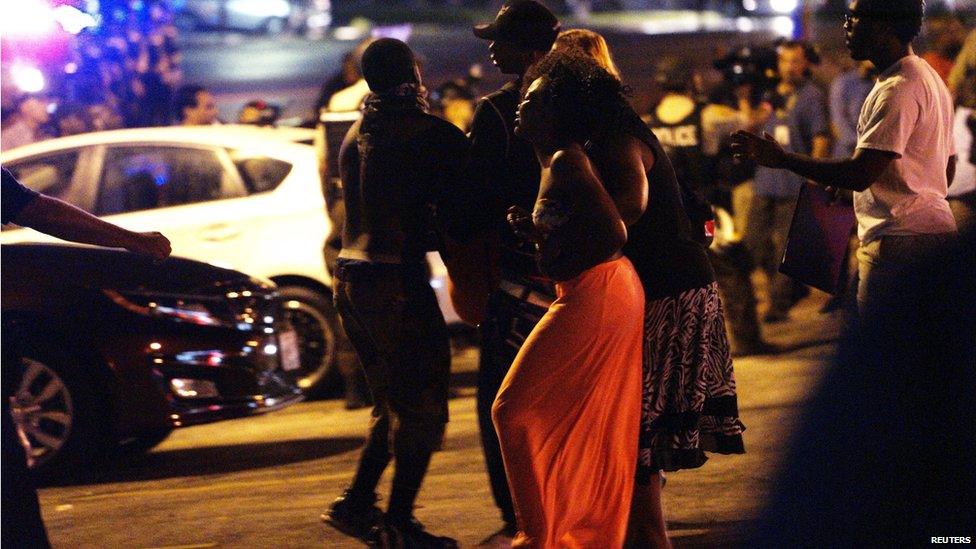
[731,0,957,317]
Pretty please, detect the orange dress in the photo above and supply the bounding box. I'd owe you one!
[492,256,644,549]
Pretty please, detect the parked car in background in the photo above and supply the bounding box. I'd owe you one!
[173,0,330,34]
[2,243,303,476]
[2,123,465,399]
[174,0,292,33]
[0,125,341,396]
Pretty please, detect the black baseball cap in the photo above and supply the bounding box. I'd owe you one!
[473,0,560,53]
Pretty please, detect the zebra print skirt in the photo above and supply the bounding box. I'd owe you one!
[637,282,745,482]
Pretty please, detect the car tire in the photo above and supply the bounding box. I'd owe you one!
[275,285,341,398]
[263,16,287,35]
[8,336,113,479]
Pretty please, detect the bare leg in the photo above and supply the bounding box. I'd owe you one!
[625,473,672,549]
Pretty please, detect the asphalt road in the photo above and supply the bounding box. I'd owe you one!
[38,292,843,548]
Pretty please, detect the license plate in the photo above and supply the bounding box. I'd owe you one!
[278,330,301,372]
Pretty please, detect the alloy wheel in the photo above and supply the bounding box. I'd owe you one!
[280,298,336,392]
[9,357,74,468]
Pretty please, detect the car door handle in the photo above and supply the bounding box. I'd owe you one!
[198,223,242,242]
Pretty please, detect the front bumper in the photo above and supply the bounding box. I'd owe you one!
[155,327,305,427]
[168,380,304,427]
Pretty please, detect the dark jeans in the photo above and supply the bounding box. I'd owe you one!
[333,260,451,520]
[323,233,370,405]
[745,194,803,315]
[477,289,549,528]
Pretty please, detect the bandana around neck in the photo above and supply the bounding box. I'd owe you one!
[363,83,429,116]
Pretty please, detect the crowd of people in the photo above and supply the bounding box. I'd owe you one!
[0,0,187,150]
[644,21,975,353]
[311,4,975,359]
[3,0,974,547]
[0,0,274,149]
[316,0,972,547]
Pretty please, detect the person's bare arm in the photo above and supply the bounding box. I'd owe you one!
[587,132,648,227]
[730,130,895,192]
[13,195,171,259]
[534,150,626,281]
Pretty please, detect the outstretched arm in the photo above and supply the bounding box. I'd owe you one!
[729,130,895,192]
[13,195,171,260]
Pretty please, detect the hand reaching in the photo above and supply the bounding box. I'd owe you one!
[128,231,172,261]
[730,130,787,169]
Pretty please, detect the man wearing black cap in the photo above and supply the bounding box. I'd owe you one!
[468,2,560,546]
[320,38,472,548]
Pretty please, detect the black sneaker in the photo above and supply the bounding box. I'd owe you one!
[366,517,458,549]
[321,490,383,541]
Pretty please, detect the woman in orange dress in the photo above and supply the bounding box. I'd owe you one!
[491,54,645,549]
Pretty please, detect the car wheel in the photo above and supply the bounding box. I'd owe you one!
[276,285,340,398]
[8,340,112,477]
[263,16,286,35]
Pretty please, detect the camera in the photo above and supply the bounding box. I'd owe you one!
[712,44,779,104]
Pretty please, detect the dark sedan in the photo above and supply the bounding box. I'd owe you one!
[2,243,303,476]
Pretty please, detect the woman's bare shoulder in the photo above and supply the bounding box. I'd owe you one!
[550,147,592,177]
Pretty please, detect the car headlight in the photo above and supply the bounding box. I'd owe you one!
[103,289,269,330]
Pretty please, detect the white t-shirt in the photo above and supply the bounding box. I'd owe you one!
[854,55,957,243]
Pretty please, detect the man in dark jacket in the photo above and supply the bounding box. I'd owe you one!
[467,2,560,546]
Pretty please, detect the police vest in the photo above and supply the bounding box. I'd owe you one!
[646,100,706,191]
[646,101,714,244]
